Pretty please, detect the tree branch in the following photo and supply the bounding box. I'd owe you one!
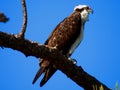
[0,13,9,23]
[0,31,111,90]
[18,0,27,38]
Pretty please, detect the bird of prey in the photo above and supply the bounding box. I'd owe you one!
[32,5,93,87]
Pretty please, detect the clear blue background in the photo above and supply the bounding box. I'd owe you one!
[0,0,120,90]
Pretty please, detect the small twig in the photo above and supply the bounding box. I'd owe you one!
[0,13,9,23]
[18,0,27,38]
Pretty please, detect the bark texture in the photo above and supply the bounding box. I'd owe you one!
[0,31,111,90]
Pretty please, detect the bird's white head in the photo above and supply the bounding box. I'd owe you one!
[74,5,93,21]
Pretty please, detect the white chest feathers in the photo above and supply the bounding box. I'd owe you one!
[81,9,89,21]
[69,24,84,55]
[68,10,89,55]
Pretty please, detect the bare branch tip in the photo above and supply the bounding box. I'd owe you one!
[18,0,27,38]
[0,13,9,23]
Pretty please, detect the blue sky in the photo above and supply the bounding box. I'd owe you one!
[0,0,120,90]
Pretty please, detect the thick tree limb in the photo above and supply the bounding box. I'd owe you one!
[0,31,111,90]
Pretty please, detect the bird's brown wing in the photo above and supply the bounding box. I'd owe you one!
[39,12,81,86]
[33,11,81,87]
[44,18,67,45]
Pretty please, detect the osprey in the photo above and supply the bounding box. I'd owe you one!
[32,5,93,86]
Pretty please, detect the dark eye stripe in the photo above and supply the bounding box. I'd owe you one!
[75,8,84,12]
[86,7,90,10]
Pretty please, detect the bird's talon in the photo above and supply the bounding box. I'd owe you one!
[68,58,77,64]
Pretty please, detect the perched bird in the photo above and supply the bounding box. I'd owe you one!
[32,5,93,87]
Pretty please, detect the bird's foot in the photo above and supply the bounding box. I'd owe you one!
[68,58,77,65]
